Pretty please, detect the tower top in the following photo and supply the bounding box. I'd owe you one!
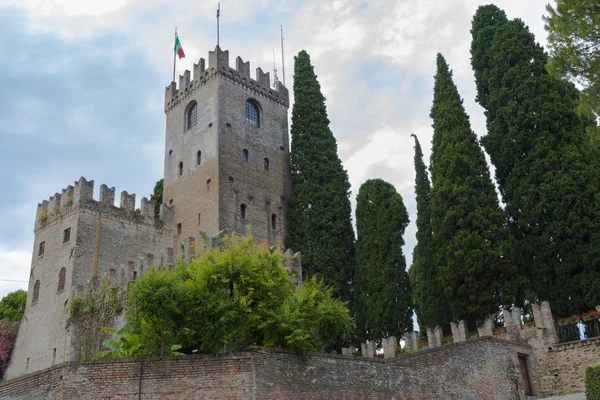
[164,46,289,112]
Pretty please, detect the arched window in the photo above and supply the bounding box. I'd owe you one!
[179,161,183,176]
[264,158,269,171]
[186,101,198,130]
[242,149,249,163]
[32,280,40,304]
[57,268,66,292]
[245,100,260,127]
[197,150,202,166]
[271,214,277,230]
[240,204,247,220]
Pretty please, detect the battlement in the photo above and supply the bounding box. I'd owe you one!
[165,45,289,112]
[35,176,174,231]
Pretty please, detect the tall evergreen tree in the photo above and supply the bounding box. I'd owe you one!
[354,179,413,341]
[286,50,355,302]
[471,5,600,317]
[409,134,451,330]
[430,54,518,325]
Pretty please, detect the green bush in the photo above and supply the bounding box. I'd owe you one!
[586,364,600,400]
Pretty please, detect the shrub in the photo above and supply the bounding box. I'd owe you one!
[587,364,600,400]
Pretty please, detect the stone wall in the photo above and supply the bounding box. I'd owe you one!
[536,336,600,395]
[5,177,174,380]
[0,339,529,399]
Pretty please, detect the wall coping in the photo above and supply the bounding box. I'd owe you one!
[550,336,600,351]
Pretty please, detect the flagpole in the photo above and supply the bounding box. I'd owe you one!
[173,27,177,83]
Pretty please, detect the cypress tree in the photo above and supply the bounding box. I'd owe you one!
[354,179,413,341]
[409,134,451,330]
[430,54,518,325]
[286,50,355,302]
[471,5,600,317]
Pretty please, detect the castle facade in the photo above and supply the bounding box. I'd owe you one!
[5,46,291,379]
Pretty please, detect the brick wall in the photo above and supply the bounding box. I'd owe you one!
[0,338,529,399]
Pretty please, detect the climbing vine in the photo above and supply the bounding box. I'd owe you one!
[68,278,125,361]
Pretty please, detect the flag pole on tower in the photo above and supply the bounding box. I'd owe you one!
[217,3,221,46]
[173,28,186,83]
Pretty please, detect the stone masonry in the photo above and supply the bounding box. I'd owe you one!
[5,46,293,380]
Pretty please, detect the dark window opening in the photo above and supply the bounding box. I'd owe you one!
[32,280,40,304]
[57,267,66,292]
[264,158,269,171]
[246,100,260,127]
[242,149,249,163]
[197,150,202,165]
[198,213,201,226]
[133,271,138,281]
[186,101,198,130]
[240,204,247,220]
[176,223,182,235]
[271,214,277,230]
[179,161,183,176]
[38,241,45,257]
[62,227,71,243]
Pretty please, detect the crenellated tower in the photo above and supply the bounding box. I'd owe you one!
[163,46,291,250]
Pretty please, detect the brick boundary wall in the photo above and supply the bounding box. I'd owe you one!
[0,337,529,400]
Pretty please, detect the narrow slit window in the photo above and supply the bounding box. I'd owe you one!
[176,223,182,235]
[38,241,45,257]
[32,280,40,304]
[245,100,260,127]
[179,161,183,176]
[197,150,202,166]
[62,227,71,243]
[240,204,247,220]
[198,213,201,226]
[242,149,249,163]
[271,214,277,230]
[264,158,269,171]
[57,267,66,292]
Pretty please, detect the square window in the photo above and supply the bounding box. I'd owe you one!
[62,228,71,243]
[38,241,45,257]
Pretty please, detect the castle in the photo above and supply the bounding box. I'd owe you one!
[5,45,292,379]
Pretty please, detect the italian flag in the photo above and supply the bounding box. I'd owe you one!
[174,35,185,59]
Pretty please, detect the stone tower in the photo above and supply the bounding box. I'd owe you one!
[163,46,291,250]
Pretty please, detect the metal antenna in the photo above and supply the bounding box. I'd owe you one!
[280,25,286,86]
[272,48,279,88]
[217,3,221,46]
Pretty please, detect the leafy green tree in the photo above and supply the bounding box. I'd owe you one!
[409,135,451,331]
[128,267,191,358]
[127,235,354,358]
[430,54,519,325]
[471,5,600,317]
[286,50,355,302]
[544,0,600,120]
[354,179,413,342]
[150,179,163,218]
[0,290,26,322]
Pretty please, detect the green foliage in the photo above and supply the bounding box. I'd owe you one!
[128,267,191,358]
[544,0,600,120]
[286,50,356,303]
[262,277,354,358]
[354,179,413,341]
[91,323,142,359]
[0,290,26,322]
[409,134,451,331]
[471,5,600,318]
[69,279,125,360]
[150,179,163,218]
[430,54,519,324]
[587,364,600,400]
[127,235,354,359]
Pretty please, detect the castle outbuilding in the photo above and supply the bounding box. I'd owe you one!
[5,46,292,379]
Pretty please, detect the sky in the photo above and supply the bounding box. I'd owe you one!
[0,0,550,299]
